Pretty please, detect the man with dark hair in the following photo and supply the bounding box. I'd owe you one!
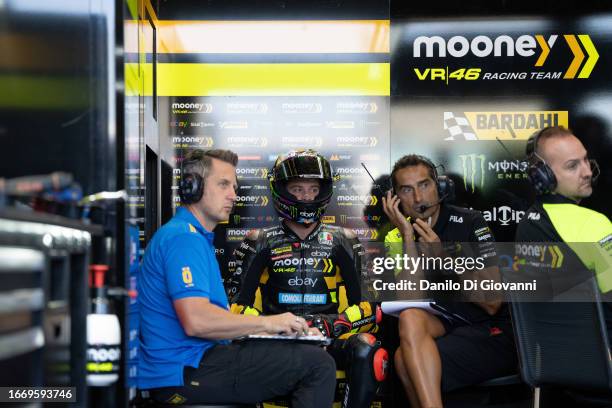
[227,149,388,408]
[138,148,336,407]
[383,154,516,408]
[516,126,611,334]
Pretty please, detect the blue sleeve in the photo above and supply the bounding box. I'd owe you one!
[163,233,212,300]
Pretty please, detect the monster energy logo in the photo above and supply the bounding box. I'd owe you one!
[459,154,486,193]
[233,215,241,225]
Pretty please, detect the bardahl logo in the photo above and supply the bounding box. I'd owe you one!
[172,136,214,147]
[445,111,568,141]
[413,34,599,79]
[171,102,213,113]
[321,215,336,223]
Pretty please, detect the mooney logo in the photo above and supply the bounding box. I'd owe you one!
[336,167,367,177]
[337,195,378,206]
[227,136,268,147]
[172,136,214,147]
[226,103,268,114]
[236,168,268,179]
[336,136,378,147]
[444,111,568,140]
[282,136,323,148]
[413,34,598,78]
[282,103,323,114]
[171,102,213,113]
[336,102,378,114]
[235,196,269,207]
[515,244,564,268]
[351,228,379,240]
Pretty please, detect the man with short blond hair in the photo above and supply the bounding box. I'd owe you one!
[138,148,336,407]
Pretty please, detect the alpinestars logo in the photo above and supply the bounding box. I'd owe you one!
[413,34,599,81]
[445,111,568,141]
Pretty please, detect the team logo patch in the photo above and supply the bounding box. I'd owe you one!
[303,294,327,304]
[318,232,333,246]
[182,266,194,287]
[279,293,302,304]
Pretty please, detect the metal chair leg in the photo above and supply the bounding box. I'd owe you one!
[533,387,541,408]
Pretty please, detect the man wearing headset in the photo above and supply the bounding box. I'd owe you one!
[382,154,516,408]
[516,126,611,336]
[226,149,388,408]
[138,149,336,407]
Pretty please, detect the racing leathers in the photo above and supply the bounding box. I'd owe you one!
[227,222,388,408]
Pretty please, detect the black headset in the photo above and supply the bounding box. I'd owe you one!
[390,155,455,202]
[525,127,558,195]
[178,153,204,204]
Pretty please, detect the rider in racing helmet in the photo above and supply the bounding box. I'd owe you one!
[269,149,334,225]
[228,149,388,408]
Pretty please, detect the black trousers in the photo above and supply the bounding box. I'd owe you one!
[150,341,336,408]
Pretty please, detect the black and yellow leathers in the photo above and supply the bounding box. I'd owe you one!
[227,222,388,408]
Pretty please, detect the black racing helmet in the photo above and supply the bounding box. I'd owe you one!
[270,149,334,224]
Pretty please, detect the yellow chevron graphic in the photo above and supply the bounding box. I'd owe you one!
[260,196,269,206]
[369,195,378,206]
[535,35,551,67]
[563,34,584,79]
[204,137,214,147]
[322,258,334,273]
[553,245,564,268]
[369,137,378,147]
[370,229,378,240]
[548,245,557,267]
[547,245,564,268]
[577,34,599,78]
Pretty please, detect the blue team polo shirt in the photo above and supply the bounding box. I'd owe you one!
[138,207,230,389]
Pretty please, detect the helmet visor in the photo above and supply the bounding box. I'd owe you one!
[274,154,332,182]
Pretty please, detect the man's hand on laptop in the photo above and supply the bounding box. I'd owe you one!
[262,313,311,336]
